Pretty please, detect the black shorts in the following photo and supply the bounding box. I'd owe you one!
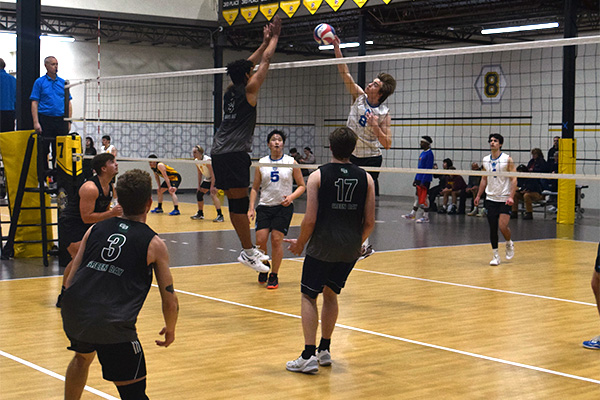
[160,175,181,189]
[211,152,251,190]
[199,180,211,190]
[300,255,356,299]
[59,216,90,248]
[350,154,382,179]
[485,199,512,217]
[67,337,147,382]
[255,204,294,235]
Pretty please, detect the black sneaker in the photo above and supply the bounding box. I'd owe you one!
[267,274,279,289]
[258,261,270,284]
[190,211,204,220]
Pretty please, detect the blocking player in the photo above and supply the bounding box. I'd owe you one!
[583,243,600,349]
[148,154,181,215]
[191,145,224,222]
[284,127,375,374]
[402,136,434,223]
[248,130,306,289]
[57,153,122,307]
[332,34,396,258]
[61,169,178,400]
[210,16,281,273]
[474,133,517,266]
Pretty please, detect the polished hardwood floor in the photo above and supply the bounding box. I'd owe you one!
[1,194,599,399]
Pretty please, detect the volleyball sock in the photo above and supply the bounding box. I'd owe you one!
[318,338,331,352]
[302,345,316,359]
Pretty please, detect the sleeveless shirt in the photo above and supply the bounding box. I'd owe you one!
[306,163,368,263]
[483,152,512,202]
[346,94,389,158]
[152,162,180,182]
[258,154,295,207]
[196,155,212,182]
[60,175,113,225]
[212,84,257,155]
[61,217,157,344]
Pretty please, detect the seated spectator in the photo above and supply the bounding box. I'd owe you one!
[289,148,302,163]
[466,162,483,216]
[439,159,467,215]
[82,136,97,179]
[428,163,446,212]
[547,136,559,169]
[528,148,549,173]
[512,164,544,220]
[298,146,315,176]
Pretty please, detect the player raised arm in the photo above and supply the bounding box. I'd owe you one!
[148,235,179,348]
[246,16,281,105]
[333,36,364,101]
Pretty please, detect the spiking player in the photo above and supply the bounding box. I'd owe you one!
[332,34,396,259]
[474,133,517,266]
[211,16,281,273]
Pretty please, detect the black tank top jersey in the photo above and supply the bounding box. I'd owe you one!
[306,163,368,263]
[61,217,157,344]
[211,84,257,155]
[151,163,181,182]
[60,175,113,224]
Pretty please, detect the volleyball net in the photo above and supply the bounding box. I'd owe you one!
[68,35,600,182]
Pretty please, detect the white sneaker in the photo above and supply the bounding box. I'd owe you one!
[253,246,270,262]
[506,242,514,260]
[358,244,375,261]
[316,350,332,366]
[286,355,318,374]
[237,250,270,273]
[402,213,416,220]
[415,216,430,223]
[490,255,501,266]
[467,208,478,216]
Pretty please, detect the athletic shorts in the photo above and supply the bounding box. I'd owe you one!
[211,152,251,190]
[199,180,211,190]
[485,199,512,217]
[414,181,430,204]
[160,175,181,189]
[255,204,294,235]
[59,216,90,248]
[595,242,600,273]
[67,337,147,382]
[300,255,356,299]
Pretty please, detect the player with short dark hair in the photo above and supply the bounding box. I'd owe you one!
[211,16,281,273]
[284,127,376,374]
[475,133,517,266]
[61,169,178,400]
[402,135,434,223]
[248,130,306,289]
[148,154,181,215]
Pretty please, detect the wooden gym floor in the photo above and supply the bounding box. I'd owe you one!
[1,194,599,399]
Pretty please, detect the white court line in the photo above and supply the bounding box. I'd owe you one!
[163,285,600,386]
[0,349,118,399]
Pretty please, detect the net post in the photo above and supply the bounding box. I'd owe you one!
[557,139,576,224]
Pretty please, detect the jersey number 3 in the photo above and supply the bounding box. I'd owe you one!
[101,234,127,262]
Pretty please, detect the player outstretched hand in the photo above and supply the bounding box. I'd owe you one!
[155,327,175,347]
[283,238,303,256]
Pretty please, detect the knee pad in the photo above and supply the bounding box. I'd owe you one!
[116,379,148,400]
[196,190,204,202]
[228,196,249,214]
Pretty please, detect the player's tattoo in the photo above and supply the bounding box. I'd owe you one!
[166,284,175,293]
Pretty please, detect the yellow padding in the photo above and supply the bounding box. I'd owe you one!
[557,138,576,225]
[0,130,53,257]
[56,134,83,176]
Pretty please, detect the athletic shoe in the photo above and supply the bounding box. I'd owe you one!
[358,244,375,261]
[415,217,430,223]
[316,349,332,366]
[254,246,271,262]
[190,212,204,220]
[238,249,270,273]
[401,213,416,220]
[258,272,268,284]
[582,335,600,349]
[447,205,457,215]
[506,242,514,260]
[267,274,279,289]
[438,206,447,214]
[151,207,163,213]
[490,255,501,266]
[169,209,180,216]
[213,215,225,222]
[286,355,319,374]
[467,208,478,216]
[477,208,487,217]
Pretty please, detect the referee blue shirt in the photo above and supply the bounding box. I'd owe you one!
[30,74,72,117]
[0,69,16,111]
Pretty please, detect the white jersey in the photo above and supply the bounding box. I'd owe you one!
[195,156,212,183]
[346,94,389,158]
[258,154,295,207]
[101,144,116,154]
[483,152,512,202]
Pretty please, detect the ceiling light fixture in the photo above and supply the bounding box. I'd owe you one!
[481,22,559,35]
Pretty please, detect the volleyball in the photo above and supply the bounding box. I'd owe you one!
[313,23,336,45]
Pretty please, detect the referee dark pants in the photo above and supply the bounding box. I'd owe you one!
[37,113,68,176]
[0,110,15,132]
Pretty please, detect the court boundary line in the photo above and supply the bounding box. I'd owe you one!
[168,286,600,386]
[0,349,118,399]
